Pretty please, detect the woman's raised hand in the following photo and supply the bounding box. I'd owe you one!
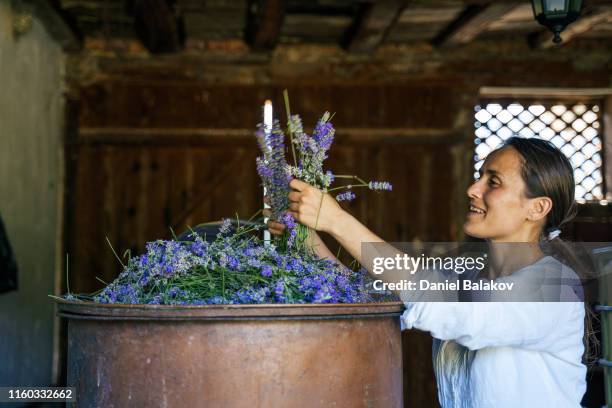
[287,179,343,233]
[263,208,286,236]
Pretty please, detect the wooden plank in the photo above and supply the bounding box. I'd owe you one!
[534,8,612,49]
[432,3,520,46]
[77,127,456,146]
[480,87,612,98]
[245,0,286,50]
[281,14,353,43]
[170,150,247,231]
[343,0,409,53]
[78,83,459,130]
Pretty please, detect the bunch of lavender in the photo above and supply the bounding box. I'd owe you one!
[255,120,290,221]
[285,112,335,190]
[82,220,376,305]
[254,91,393,254]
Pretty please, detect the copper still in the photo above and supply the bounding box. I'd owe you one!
[58,300,405,407]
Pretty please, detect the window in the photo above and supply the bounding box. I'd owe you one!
[474,101,604,202]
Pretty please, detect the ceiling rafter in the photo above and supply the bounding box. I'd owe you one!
[342,0,410,54]
[127,0,185,54]
[245,0,287,51]
[432,2,521,47]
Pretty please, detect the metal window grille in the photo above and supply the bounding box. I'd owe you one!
[474,101,604,201]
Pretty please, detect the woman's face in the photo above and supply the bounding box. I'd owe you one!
[463,146,541,242]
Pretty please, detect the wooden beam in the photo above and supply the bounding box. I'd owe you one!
[342,0,409,54]
[245,0,286,51]
[480,87,612,98]
[533,8,612,49]
[77,127,456,146]
[432,3,520,47]
[127,0,185,54]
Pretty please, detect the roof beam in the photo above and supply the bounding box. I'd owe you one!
[533,8,612,49]
[245,0,287,51]
[433,3,520,47]
[128,0,185,54]
[343,0,409,54]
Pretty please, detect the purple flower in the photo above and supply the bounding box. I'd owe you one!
[368,181,392,191]
[255,120,291,220]
[256,157,274,179]
[336,191,356,202]
[313,119,335,151]
[281,212,297,229]
[219,219,232,235]
[274,279,285,301]
[261,265,273,278]
[190,240,208,257]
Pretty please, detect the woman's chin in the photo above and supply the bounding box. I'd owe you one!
[463,221,486,239]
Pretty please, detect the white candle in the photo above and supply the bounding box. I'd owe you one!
[263,100,273,245]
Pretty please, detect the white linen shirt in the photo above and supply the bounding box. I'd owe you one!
[400,256,587,408]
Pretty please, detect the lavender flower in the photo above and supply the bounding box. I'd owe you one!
[274,279,286,301]
[255,120,291,220]
[312,115,335,151]
[261,265,273,278]
[219,218,233,235]
[336,191,356,202]
[368,181,393,191]
[281,212,299,248]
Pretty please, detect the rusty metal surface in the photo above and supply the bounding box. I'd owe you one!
[59,300,404,407]
[57,299,404,319]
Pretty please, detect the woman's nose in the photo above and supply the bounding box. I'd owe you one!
[467,178,483,199]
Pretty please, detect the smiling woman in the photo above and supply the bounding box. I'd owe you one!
[271,136,593,408]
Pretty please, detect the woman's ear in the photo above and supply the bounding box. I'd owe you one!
[527,196,553,222]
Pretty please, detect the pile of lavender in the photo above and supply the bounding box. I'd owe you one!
[75,94,392,305]
[89,220,371,305]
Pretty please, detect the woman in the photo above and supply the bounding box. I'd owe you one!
[267,137,589,407]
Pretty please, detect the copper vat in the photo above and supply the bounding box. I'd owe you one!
[57,300,404,407]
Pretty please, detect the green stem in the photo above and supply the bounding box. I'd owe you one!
[328,183,368,192]
[314,191,325,231]
[332,175,369,185]
[283,89,298,167]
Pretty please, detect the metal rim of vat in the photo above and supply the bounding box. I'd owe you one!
[56,299,405,321]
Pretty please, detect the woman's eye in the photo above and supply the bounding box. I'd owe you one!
[488,178,499,187]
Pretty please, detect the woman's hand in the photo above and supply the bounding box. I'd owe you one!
[263,207,341,264]
[287,179,344,234]
[263,208,286,236]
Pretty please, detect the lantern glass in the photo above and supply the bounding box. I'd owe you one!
[544,0,568,13]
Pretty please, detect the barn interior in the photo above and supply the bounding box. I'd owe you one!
[0,0,611,406]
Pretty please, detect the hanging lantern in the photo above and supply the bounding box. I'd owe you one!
[531,0,583,44]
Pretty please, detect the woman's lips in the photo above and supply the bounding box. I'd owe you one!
[467,204,486,217]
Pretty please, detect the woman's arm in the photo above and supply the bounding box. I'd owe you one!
[402,301,584,353]
[286,179,415,286]
[307,230,342,264]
